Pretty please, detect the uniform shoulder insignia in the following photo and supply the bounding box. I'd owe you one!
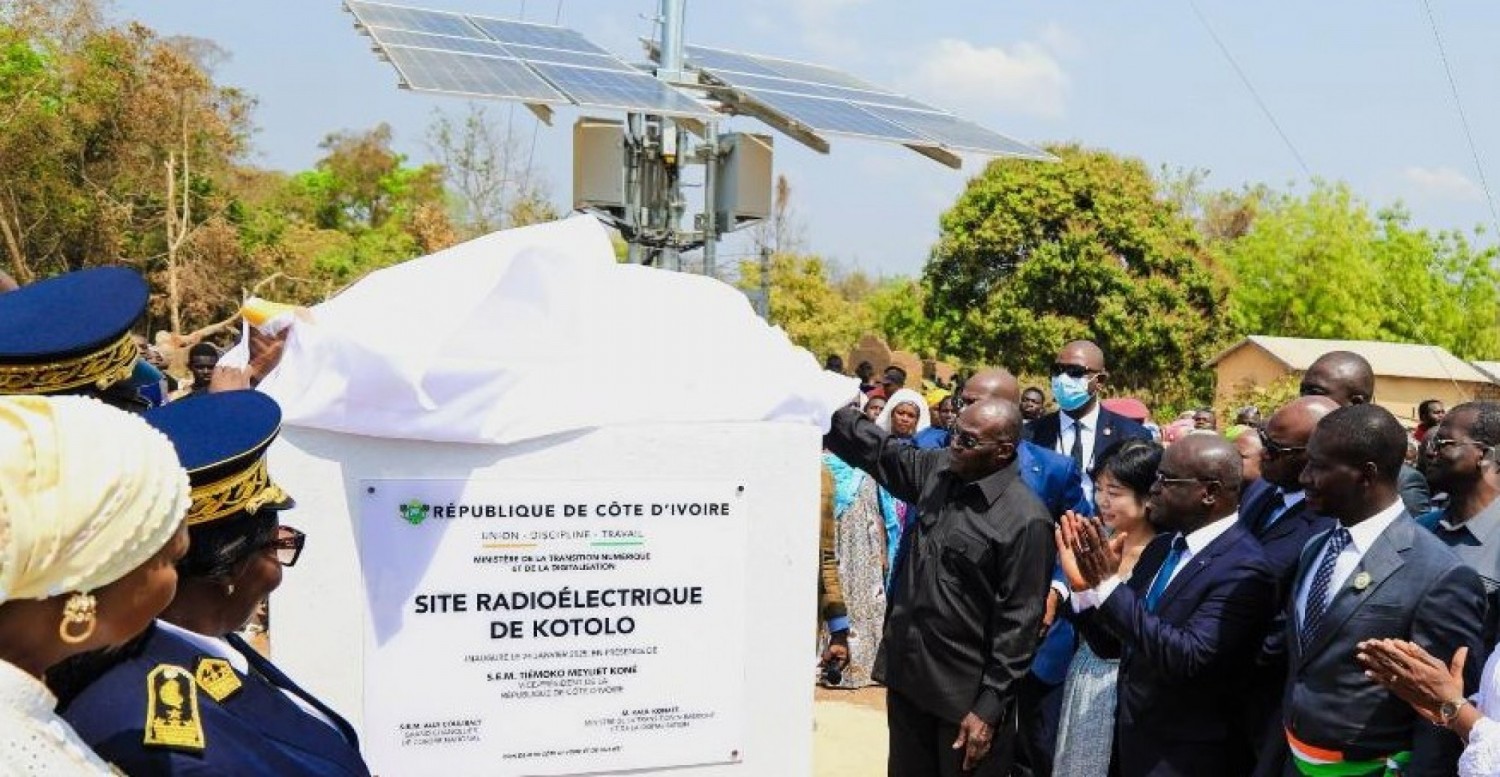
[143,664,205,752]
[193,656,242,702]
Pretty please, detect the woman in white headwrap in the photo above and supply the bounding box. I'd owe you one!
[875,387,932,441]
[0,395,191,775]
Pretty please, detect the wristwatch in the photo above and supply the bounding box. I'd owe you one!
[1439,697,1470,727]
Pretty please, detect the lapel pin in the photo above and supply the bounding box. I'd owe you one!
[1103,427,1113,436]
[1352,571,1372,591]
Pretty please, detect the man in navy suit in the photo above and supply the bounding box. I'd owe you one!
[1027,340,1153,504]
[912,367,1086,777]
[1061,434,1278,777]
[1240,396,1339,766]
[1277,404,1484,777]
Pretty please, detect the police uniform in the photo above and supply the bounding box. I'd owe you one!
[60,391,371,776]
[0,266,167,409]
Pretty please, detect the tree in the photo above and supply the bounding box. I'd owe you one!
[924,144,1232,405]
[426,103,557,237]
[1223,183,1500,359]
[738,252,870,361]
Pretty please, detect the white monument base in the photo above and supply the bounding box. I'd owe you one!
[268,421,820,777]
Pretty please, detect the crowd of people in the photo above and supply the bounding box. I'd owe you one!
[6,263,1500,777]
[818,341,1500,777]
[0,268,368,775]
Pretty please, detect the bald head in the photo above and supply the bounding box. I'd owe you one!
[1271,396,1340,436]
[1177,434,1243,494]
[1058,340,1106,371]
[966,398,1022,442]
[961,368,1021,404]
[1260,396,1338,490]
[1301,351,1375,406]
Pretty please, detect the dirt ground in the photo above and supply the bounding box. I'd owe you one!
[813,686,888,777]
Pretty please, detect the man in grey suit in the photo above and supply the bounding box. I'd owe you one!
[1299,350,1432,515]
[1276,404,1485,776]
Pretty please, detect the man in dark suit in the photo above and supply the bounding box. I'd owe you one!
[1299,350,1431,515]
[825,399,1055,777]
[1061,434,1278,776]
[1278,404,1485,776]
[1239,396,1339,766]
[1244,397,1341,588]
[1028,340,1153,504]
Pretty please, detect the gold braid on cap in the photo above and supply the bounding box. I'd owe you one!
[0,333,138,395]
[187,457,288,526]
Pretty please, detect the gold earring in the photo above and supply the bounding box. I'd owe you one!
[58,591,97,645]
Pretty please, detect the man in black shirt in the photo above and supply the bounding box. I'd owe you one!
[825,398,1054,777]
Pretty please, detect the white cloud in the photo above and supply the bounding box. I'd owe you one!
[902,37,1069,120]
[1401,166,1485,202]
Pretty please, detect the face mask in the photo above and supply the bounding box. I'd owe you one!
[1051,374,1093,412]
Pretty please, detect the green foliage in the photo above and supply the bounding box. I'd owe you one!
[1224,182,1500,359]
[738,252,871,361]
[923,144,1232,407]
[865,278,939,357]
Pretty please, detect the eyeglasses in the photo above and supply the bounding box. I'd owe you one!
[1050,363,1100,379]
[1432,437,1493,455]
[1258,428,1308,459]
[265,525,306,567]
[1154,472,1221,488]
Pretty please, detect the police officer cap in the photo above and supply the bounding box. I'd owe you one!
[0,267,147,396]
[144,390,296,526]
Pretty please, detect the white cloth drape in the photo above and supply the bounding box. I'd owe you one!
[232,217,856,444]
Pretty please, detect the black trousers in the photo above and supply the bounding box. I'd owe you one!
[887,689,1013,777]
[1013,673,1064,777]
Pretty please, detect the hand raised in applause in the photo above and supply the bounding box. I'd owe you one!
[1357,639,1467,725]
[1063,512,1123,590]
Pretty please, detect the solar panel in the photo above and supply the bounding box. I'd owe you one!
[532,63,713,118]
[499,43,632,72]
[466,17,609,55]
[348,1,482,39]
[382,45,570,103]
[349,2,715,117]
[368,27,509,57]
[684,42,1052,160]
[865,106,1053,159]
[738,90,928,143]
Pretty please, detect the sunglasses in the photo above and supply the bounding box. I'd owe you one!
[264,525,306,567]
[951,431,999,451]
[1258,428,1307,459]
[1050,363,1100,379]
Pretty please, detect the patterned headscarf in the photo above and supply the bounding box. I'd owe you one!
[0,396,189,603]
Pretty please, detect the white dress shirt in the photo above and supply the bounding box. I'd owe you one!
[1057,402,1102,500]
[156,620,339,733]
[1294,499,1404,626]
[1072,513,1240,611]
[0,657,118,775]
[1460,648,1500,777]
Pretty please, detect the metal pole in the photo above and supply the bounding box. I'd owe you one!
[758,245,771,319]
[659,0,686,81]
[701,124,719,278]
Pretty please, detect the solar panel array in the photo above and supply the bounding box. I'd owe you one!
[347,1,714,118]
[684,44,1050,159]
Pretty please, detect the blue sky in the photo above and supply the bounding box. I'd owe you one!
[111,0,1500,278]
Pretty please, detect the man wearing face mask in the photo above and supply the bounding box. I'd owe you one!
[825,398,1055,777]
[1029,340,1152,503]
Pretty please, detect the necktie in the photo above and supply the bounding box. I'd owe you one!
[1253,490,1287,534]
[1144,535,1189,612]
[1301,528,1352,647]
[1069,421,1086,471]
